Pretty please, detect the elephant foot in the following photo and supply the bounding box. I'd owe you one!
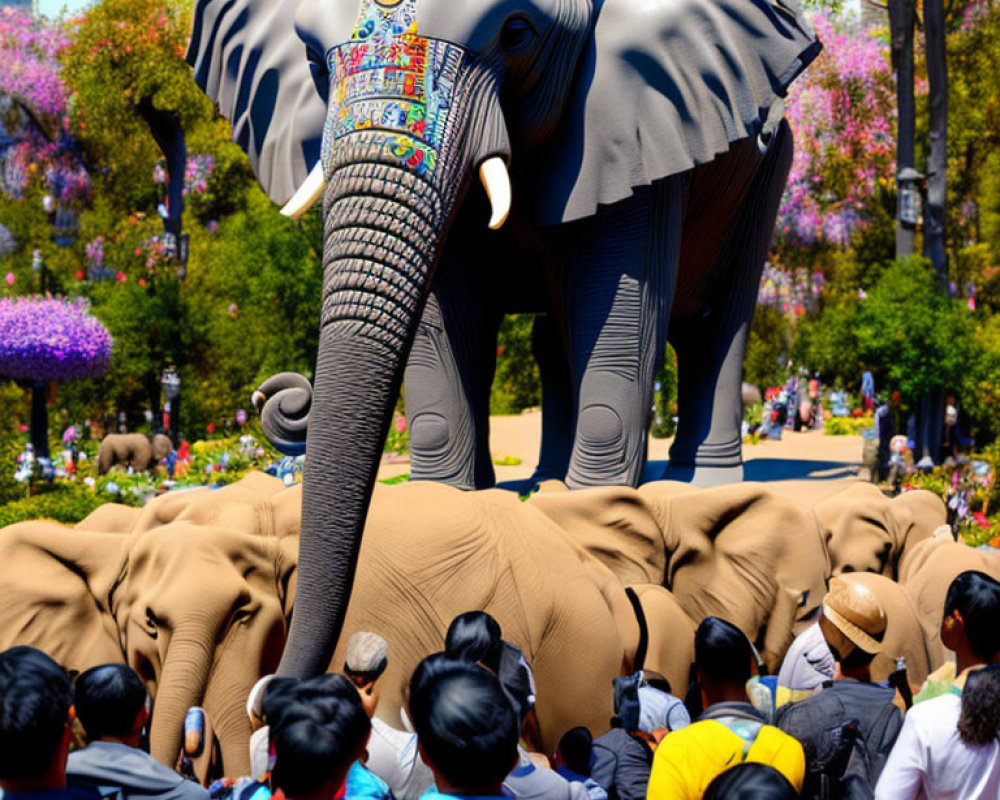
[660,462,744,487]
[660,440,744,486]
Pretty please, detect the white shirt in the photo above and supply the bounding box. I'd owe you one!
[777,621,835,695]
[875,693,1000,800]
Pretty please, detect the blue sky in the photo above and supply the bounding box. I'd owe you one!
[36,0,93,18]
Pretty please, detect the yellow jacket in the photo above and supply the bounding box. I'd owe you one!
[647,706,805,800]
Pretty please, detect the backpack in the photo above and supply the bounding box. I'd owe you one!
[776,685,901,800]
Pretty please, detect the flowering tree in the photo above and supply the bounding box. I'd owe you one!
[0,7,69,124]
[0,296,112,457]
[777,14,896,251]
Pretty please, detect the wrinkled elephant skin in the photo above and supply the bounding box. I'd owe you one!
[816,483,946,578]
[186,0,822,679]
[0,473,951,775]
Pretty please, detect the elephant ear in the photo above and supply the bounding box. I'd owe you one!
[532,0,821,225]
[186,0,328,205]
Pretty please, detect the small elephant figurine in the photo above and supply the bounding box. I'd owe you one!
[97,433,173,474]
[188,0,821,678]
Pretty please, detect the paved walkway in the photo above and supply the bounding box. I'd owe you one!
[378,410,867,505]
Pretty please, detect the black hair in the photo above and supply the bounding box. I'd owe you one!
[827,638,878,672]
[556,727,592,777]
[958,664,1000,747]
[0,646,72,780]
[74,664,147,741]
[944,571,1000,661]
[409,653,518,790]
[695,617,754,685]
[444,612,504,674]
[703,763,799,800]
[267,673,371,798]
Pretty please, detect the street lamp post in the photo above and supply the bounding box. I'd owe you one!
[31,246,46,294]
[161,367,181,447]
[896,167,924,232]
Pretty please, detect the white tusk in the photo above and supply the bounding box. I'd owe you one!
[280,162,326,221]
[479,156,511,230]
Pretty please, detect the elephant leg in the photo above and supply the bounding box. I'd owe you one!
[667,121,795,486]
[531,313,574,483]
[406,253,502,490]
[563,176,686,489]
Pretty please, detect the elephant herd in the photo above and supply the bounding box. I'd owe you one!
[1,474,994,779]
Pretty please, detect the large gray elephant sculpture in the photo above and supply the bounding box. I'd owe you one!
[189,0,819,678]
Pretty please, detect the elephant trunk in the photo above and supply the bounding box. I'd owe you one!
[278,136,455,678]
[202,672,256,777]
[148,626,215,768]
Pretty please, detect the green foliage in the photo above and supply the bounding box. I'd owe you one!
[824,416,875,436]
[855,257,975,399]
[60,0,211,214]
[0,483,105,527]
[491,314,541,415]
[791,300,862,390]
[651,344,678,439]
[961,314,1000,444]
[744,306,791,391]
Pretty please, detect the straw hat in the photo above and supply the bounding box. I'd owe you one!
[823,577,886,655]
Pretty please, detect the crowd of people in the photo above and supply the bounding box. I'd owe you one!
[2,571,1000,800]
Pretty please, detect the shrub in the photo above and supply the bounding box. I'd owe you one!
[491,314,541,415]
[651,345,678,439]
[0,484,105,527]
[825,416,875,436]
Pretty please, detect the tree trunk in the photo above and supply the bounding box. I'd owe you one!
[30,381,49,459]
[922,0,948,282]
[889,0,917,259]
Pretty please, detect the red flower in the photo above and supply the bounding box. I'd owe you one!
[115,271,126,283]
[75,270,84,280]
[206,422,215,434]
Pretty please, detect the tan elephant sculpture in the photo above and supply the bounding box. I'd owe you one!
[0,472,948,777]
[897,537,1000,658]
[97,432,173,474]
[529,481,831,672]
[815,483,946,578]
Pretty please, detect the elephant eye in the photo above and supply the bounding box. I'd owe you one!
[232,608,254,626]
[500,16,536,52]
[798,590,810,609]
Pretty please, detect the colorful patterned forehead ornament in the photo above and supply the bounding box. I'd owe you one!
[323,0,466,177]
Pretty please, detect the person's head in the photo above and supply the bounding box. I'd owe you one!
[703,763,798,800]
[74,664,148,746]
[343,632,389,685]
[266,674,372,800]
[0,646,73,790]
[942,571,1000,667]
[444,611,504,674]
[818,577,886,677]
[695,617,756,707]
[554,726,591,777]
[408,654,518,795]
[342,632,389,716]
[958,663,1000,747]
[636,680,689,740]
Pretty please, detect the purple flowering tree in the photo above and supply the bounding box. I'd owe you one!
[0,7,69,124]
[0,297,112,457]
[777,14,896,251]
